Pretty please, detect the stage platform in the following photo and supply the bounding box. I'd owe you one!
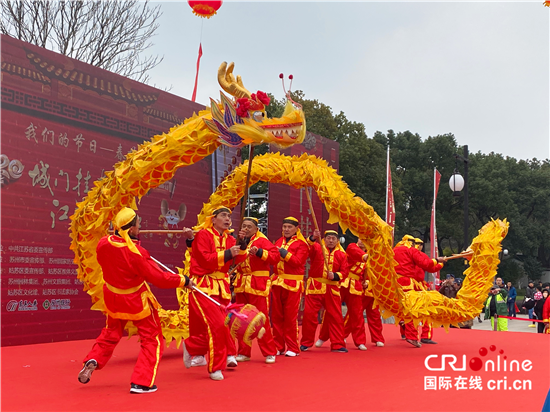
[2,325,549,411]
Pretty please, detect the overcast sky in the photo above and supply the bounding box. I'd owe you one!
[148,1,549,161]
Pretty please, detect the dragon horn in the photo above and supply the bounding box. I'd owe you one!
[218,62,251,99]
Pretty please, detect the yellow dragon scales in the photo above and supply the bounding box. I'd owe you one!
[70,62,508,346]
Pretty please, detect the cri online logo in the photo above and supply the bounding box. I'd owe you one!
[425,345,533,372]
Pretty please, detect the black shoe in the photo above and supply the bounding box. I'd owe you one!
[299,345,310,352]
[130,383,158,394]
[401,335,406,339]
[478,318,483,323]
[78,359,97,384]
[331,347,348,353]
[421,339,438,344]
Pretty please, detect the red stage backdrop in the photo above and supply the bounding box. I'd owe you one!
[0,35,240,346]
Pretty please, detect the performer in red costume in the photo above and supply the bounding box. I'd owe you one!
[183,207,247,381]
[300,229,348,353]
[543,291,550,334]
[328,239,385,349]
[233,217,280,364]
[271,217,310,357]
[78,207,193,394]
[394,235,445,348]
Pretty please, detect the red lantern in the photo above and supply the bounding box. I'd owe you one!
[188,1,223,18]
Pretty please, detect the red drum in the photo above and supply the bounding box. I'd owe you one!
[224,303,266,347]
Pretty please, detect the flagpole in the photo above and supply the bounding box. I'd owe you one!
[385,146,389,223]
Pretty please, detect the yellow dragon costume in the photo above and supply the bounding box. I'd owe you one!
[70,63,508,346]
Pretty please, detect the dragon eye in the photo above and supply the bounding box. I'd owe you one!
[253,111,264,122]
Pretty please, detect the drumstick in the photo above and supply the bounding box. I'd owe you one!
[150,256,221,307]
[150,256,247,319]
[304,188,330,273]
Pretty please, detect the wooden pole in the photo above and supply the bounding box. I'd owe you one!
[441,251,473,262]
[109,229,196,235]
[304,188,330,273]
[239,145,255,229]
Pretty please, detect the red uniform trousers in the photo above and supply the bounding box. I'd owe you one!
[397,279,434,341]
[301,285,346,350]
[361,295,385,344]
[270,284,302,354]
[83,309,163,387]
[235,292,277,357]
[341,287,366,346]
[401,320,433,340]
[185,292,236,373]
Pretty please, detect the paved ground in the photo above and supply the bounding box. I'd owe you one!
[471,313,540,333]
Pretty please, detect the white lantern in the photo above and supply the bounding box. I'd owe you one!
[449,172,464,192]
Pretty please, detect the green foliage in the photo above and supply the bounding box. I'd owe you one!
[497,259,525,285]
[258,91,550,274]
[522,255,544,281]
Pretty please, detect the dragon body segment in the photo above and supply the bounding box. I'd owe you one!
[70,63,507,346]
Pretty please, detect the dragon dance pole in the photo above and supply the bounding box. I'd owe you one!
[239,145,255,229]
[304,188,330,273]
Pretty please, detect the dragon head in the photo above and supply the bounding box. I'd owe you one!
[203,62,306,148]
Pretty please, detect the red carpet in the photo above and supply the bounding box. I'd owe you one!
[2,325,549,411]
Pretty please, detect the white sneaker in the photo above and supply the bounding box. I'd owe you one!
[315,339,325,348]
[182,342,192,368]
[376,342,385,347]
[235,355,250,362]
[285,350,298,357]
[276,350,285,356]
[227,355,238,367]
[210,370,224,381]
[265,355,276,364]
[358,344,368,351]
[190,355,207,367]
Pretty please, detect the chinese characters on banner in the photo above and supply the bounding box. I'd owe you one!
[1,113,215,345]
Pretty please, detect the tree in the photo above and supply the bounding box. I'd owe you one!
[1,0,162,83]
[259,91,550,276]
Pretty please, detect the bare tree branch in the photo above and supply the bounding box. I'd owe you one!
[1,0,163,83]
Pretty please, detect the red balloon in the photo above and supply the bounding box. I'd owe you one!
[188,1,222,18]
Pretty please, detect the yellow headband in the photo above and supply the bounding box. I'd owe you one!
[283,216,299,226]
[324,230,339,237]
[114,207,141,256]
[395,234,415,248]
[243,217,259,226]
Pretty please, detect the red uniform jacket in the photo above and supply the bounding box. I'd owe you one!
[234,231,280,297]
[342,242,367,296]
[190,227,247,299]
[543,297,550,325]
[306,241,349,295]
[393,245,443,291]
[97,235,186,321]
[272,235,309,293]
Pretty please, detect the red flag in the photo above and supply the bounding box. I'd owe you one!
[191,43,203,102]
[430,168,442,289]
[386,147,396,243]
